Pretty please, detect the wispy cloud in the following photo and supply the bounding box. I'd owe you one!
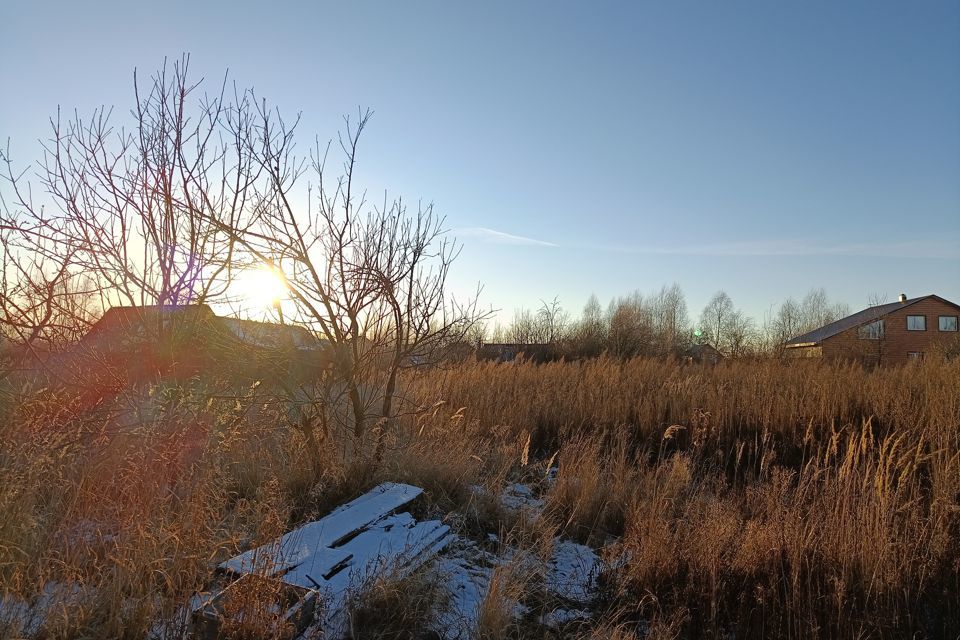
[456,226,558,247]
[577,239,960,260]
[455,228,959,259]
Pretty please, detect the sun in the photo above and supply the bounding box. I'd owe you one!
[234,264,289,309]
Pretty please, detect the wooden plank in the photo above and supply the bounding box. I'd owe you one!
[219,482,423,583]
[220,543,352,581]
[317,515,452,638]
[315,482,423,547]
[324,515,451,590]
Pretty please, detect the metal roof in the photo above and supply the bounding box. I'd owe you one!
[784,295,956,347]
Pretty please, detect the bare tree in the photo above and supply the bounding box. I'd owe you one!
[2,56,263,311]
[606,292,652,359]
[572,293,606,358]
[764,289,851,357]
[1,190,100,379]
[766,296,813,354]
[650,283,690,356]
[700,290,734,352]
[724,309,756,357]
[3,61,485,471]
[213,109,486,462]
[508,308,546,345]
[867,292,888,307]
[537,297,569,346]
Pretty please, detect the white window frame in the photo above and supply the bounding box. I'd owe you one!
[907,351,924,360]
[939,315,958,332]
[906,315,926,331]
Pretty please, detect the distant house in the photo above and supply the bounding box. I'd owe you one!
[219,316,321,352]
[77,304,330,382]
[2,305,337,434]
[683,343,723,365]
[783,294,960,365]
[477,342,553,363]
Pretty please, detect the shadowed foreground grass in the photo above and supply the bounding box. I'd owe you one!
[1,357,957,638]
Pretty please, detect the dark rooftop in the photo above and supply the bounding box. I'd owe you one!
[784,295,955,346]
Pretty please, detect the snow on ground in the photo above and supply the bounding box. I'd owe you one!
[540,607,590,628]
[500,482,546,515]
[432,537,499,639]
[4,480,605,639]
[546,540,601,604]
[430,523,603,638]
[0,582,83,638]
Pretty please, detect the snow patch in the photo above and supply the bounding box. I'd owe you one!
[500,482,546,515]
[546,539,600,604]
[540,607,589,628]
[0,582,83,637]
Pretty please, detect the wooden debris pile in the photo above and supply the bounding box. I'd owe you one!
[191,482,450,638]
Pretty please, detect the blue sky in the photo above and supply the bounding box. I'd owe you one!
[2,1,958,324]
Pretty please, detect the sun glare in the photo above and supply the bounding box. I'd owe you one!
[235,265,288,309]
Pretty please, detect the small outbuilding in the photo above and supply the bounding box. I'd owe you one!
[683,343,723,365]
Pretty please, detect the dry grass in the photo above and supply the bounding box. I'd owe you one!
[214,574,298,639]
[1,356,957,638]
[345,566,447,639]
[406,357,960,639]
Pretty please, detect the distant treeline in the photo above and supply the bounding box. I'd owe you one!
[479,285,852,360]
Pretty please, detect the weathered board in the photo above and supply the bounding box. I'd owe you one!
[219,482,424,581]
[204,482,452,639]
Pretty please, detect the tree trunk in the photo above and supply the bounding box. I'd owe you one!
[349,383,366,441]
[298,415,324,480]
[373,366,399,464]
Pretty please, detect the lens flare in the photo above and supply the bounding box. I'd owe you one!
[235,265,288,309]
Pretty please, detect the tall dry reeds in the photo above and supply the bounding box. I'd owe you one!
[1,356,957,638]
[405,357,960,638]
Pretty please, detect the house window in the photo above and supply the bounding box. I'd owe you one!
[939,316,958,332]
[907,352,923,360]
[906,315,926,331]
[858,319,884,340]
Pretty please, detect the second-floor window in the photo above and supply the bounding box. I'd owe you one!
[939,316,958,332]
[907,315,926,331]
[859,319,884,340]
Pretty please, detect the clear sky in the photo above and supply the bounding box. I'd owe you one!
[2,1,958,324]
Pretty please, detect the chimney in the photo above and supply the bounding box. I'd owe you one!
[899,293,907,303]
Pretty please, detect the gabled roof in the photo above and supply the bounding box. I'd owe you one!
[84,304,216,339]
[84,304,325,351]
[220,317,323,350]
[686,343,721,355]
[784,295,959,347]
[89,303,214,327]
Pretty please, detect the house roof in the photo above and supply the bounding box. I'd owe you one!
[686,343,722,357]
[88,304,214,327]
[220,317,322,350]
[784,295,959,347]
[85,304,324,351]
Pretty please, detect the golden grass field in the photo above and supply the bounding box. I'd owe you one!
[2,357,958,639]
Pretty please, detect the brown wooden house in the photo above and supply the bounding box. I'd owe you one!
[783,294,960,365]
[79,304,328,380]
[683,343,723,365]
[477,342,554,363]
